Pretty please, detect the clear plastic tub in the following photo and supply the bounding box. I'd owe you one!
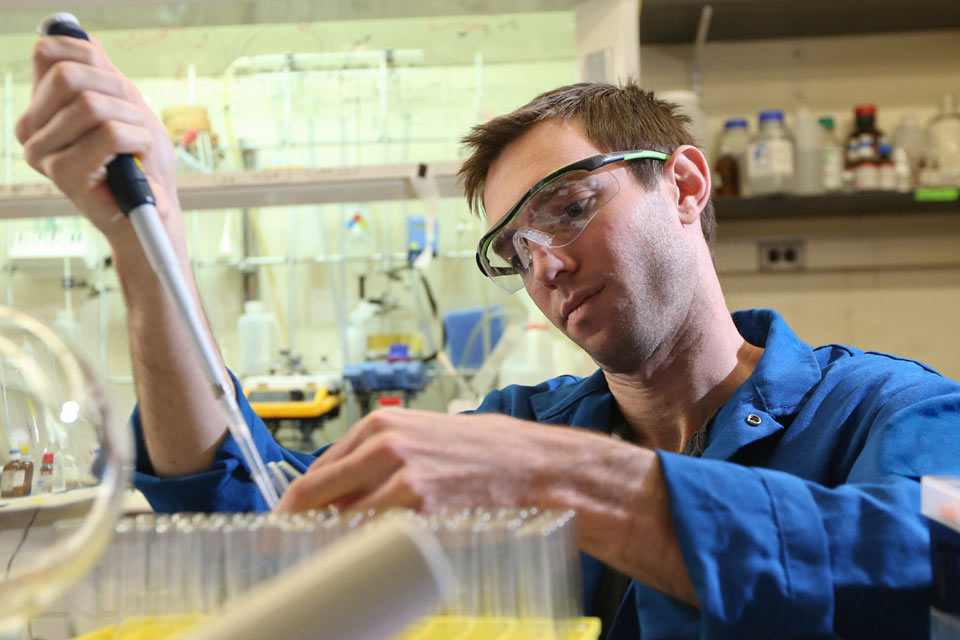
[932,606,960,640]
[922,476,960,635]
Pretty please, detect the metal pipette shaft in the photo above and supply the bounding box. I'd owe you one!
[38,13,280,508]
[129,208,279,507]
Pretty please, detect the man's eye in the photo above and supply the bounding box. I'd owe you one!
[565,199,587,218]
[546,196,593,221]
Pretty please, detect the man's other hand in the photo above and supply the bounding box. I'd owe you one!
[275,408,597,513]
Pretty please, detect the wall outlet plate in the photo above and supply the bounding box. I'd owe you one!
[758,239,806,272]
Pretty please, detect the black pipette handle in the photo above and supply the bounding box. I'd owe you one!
[39,14,156,216]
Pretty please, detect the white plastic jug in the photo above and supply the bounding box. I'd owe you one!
[498,323,557,388]
[237,301,277,376]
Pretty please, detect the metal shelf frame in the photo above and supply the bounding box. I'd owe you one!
[0,161,463,219]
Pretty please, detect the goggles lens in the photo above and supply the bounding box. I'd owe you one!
[480,169,621,293]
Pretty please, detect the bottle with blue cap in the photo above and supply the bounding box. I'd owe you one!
[715,118,750,197]
[747,110,795,196]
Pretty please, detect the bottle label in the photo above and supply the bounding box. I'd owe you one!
[749,139,794,179]
[858,133,878,162]
[856,164,879,191]
[13,470,25,487]
[823,148,843,190]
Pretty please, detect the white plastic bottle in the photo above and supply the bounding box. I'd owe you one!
[659,90,710,158]
[929,93,960,187]
[792,106,824,195]
[819,117,844,193]
[237,300,276,377]
[497,322,557,387]
[747,110,794,196]
[893,114,930,179]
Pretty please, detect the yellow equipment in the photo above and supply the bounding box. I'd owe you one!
[242,375,342,450]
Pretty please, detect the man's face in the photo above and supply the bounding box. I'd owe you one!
[482,119,698,373]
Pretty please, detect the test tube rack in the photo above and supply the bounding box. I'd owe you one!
[59,508,601,640]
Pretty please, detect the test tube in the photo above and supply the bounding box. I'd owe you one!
[222,521,248,603]
[173,519,202,615]
[515,510,582,638]
[475,510,520,623]
[203,513,229,612]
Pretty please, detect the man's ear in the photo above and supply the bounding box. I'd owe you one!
[661,145,711,226]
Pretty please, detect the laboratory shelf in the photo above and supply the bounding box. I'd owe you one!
[714,190,960,221]
[0,487,150,529]
[641,0,960,44]
[0,161,462,219]
[4,166,958,224]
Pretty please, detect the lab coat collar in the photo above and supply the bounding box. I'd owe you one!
[704,308,823,459]
[528,309,823,458]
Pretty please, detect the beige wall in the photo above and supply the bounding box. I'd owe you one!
[642,30,960,379]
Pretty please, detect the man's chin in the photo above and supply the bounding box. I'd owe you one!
[584,334,658,375]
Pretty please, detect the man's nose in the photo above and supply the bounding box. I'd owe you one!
[528,242,576,284]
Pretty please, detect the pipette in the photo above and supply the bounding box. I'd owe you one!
[37,13,280,508]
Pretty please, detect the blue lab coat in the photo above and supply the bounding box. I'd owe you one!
[132,309,960,638]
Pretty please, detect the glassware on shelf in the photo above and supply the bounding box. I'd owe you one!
[929,93,960,188]
[715,119,750,197]
[846,104,886,192]
[747,110,794,196]
[819,117,844,193]
[1,448,26,498]
[792,106,824,195]
[38,451,54,494]
[893,114,930,182]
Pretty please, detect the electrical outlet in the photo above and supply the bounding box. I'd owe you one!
[758,239,806,272]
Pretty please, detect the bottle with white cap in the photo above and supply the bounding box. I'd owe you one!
[237,300,277,377]
[747,110,795,196]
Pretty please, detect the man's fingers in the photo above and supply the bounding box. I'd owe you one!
[31,36,108,94]
[277,434,406,512]
[40,121,152,206]
[307,407,451,472]
[23,91,144,170]
[348,470,424,513]
[19,62,131,144]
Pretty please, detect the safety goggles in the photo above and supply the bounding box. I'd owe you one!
[475,150,669,293]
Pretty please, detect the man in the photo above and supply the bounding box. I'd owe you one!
[17,34,960,639]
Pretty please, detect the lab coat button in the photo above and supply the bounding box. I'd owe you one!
[745,414,762,426]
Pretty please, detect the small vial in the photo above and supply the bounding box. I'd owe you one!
[38,452,55,494]
[1,448,23,498]
[18,446,34,496]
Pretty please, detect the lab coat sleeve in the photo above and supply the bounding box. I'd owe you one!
[130,370,319,513]
[658,390,960,639]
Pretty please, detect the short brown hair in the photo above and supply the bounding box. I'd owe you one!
[458,81,716,247]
